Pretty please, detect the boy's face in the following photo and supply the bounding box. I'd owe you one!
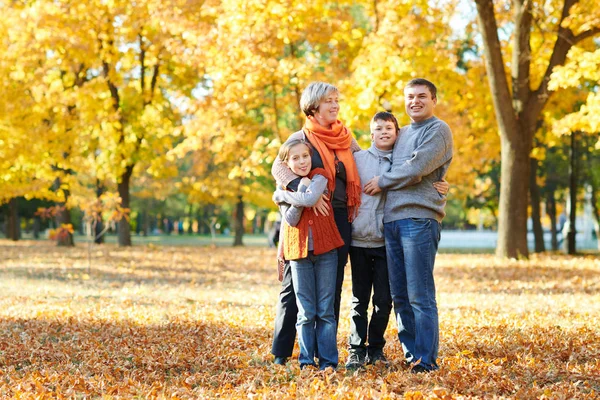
[370,119,398,151]
[286,143,312,177]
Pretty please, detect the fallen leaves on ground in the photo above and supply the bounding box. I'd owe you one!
[0,240,599,399]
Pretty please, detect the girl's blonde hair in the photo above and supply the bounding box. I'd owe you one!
[278,139,313,162]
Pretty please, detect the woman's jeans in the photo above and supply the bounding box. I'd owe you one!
[290,250,338,369]
[384,218,441,371]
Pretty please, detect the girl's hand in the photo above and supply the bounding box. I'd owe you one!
[433,179,449,195]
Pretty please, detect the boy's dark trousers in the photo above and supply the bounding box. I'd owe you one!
[348,246,392,350]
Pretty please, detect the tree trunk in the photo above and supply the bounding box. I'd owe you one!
[117,165,133,246]
[591,185,600,250]
[33,216,41,239]
[7,198,19,241]
[546,190,558,251]
[56,207,74,246]
[529,157,545,252]
[233,195,244,246]
[474,0,593,258]
[55,189,74,246]
[142,209,149,236]
[95,179,105,244]
[566,131,577,254]
[496,135,530,258]
[187,204,194,234]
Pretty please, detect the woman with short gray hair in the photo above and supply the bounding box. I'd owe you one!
[270,81,361,366]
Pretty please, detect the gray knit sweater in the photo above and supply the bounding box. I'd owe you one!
[378,116,453,223]
[351,145,392,248]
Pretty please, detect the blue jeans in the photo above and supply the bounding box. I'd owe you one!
[290,250,338,369]
[384,218,440,370]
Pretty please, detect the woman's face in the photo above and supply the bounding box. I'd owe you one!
[314,91,339,128]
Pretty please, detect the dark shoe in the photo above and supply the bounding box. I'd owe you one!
[410,364,431,374]
[345,349,366,370]
[319,364,337,372]
[366,348,389,366]
[273,356,288,365]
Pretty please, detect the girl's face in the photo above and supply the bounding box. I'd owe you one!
[285,143,312,177]
[314,91,339,128]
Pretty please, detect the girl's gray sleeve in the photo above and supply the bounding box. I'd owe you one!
[272,175,328,207]
[279,203,303,227]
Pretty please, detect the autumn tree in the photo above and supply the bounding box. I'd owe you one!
[341,0,502,218]
[473,0,600,258]
[175,0,365,245]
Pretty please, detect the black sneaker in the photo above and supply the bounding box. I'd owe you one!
[273,356,288,365]
[345,349,366,370]
[410,364,431,374]
[367,348,389,366]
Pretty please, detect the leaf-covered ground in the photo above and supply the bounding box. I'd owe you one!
[0,240,599,399]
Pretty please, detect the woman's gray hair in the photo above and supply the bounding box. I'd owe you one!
[300,82,339,117]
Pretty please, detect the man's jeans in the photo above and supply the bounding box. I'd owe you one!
[384,218,441,370]
[348,246,392,351]
[290,250,338,369]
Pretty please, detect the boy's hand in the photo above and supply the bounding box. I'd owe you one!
[364,176,382,195]
[312,194,330,216]
[433,179,449,195]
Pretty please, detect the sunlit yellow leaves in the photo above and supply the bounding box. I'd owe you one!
[562,0,600,36]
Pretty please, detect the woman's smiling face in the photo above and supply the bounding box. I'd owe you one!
[314,91,339,128]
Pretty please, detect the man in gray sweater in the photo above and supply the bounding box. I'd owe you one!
[364,78,453,373]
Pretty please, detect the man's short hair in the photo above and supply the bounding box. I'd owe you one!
[300,82,339,117]
[406,78,437,100]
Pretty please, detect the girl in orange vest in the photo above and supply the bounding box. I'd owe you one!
[273,139,345,370]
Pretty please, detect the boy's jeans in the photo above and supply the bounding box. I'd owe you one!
[384,218,440,370]
[290,250,338,369]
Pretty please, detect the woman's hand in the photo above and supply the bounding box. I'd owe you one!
[433,179,449,195]
[312,194,330,216]
[300,177,312,187]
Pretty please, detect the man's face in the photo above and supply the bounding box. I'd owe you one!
[370,119,398,151]
[404,85,436,122]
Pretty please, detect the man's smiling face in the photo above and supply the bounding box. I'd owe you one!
[404,85,437,123]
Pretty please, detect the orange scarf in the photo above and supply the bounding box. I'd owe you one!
[303,118,361,221]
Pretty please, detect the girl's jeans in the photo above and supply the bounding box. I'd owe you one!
[290,250,338,369]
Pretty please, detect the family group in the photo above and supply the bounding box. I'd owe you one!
[270,79,453,373]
